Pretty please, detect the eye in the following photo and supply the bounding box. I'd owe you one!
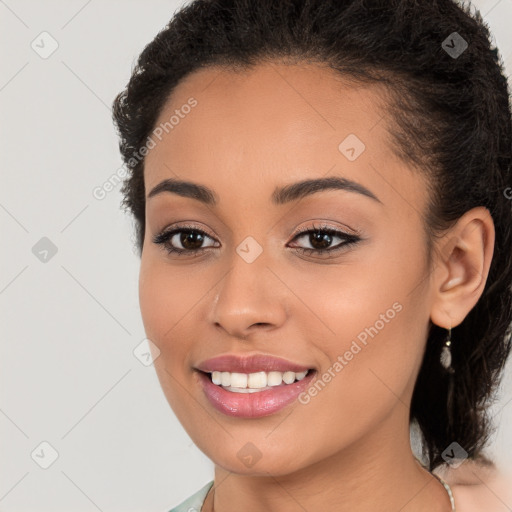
[288,222,361,257]
[152,224,219,257]
[152,222,361,258]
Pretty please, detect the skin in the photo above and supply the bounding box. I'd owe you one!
[438,460,512,512]
[139,61,495,512]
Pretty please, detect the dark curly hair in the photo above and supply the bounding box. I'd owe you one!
[112,0,512,472]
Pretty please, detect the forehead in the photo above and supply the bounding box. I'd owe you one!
[144,61,427,214]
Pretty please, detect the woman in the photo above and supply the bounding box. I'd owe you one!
[112,0,512,510]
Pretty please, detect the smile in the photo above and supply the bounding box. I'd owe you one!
[196,369,317,418]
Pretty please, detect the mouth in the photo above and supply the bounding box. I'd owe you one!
[195,368,317,418]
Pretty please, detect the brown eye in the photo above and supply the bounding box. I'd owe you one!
[289,224,361,257]
[152,225,218,256]
[178,230,206,250]
[306,230,335,250]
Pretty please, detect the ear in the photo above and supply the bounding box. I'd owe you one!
[430,206,495,329]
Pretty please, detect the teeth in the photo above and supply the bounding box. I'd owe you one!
[248,371,267,388]
[221,372,231,387]
[267,371,283,386]
[210,369,309,390]
[230,372,248,388]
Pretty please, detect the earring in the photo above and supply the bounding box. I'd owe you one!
[440,326,455,374]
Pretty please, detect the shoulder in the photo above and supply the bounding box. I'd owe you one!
[436,459,512,512]
[167,480,214,512]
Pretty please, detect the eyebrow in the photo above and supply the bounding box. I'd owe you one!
[147,176,382,206]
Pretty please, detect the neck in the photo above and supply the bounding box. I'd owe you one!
[206,409,452,512]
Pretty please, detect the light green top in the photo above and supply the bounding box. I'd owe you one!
[168,480,214,512]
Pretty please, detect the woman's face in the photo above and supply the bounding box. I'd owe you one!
[140,62,436,475]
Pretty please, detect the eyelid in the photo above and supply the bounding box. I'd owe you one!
[291,221,361,238]
[155,221,356,244]
[154,221,217,240]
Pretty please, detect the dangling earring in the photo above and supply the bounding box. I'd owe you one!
[440,326,455,374]
[441,324,456,430]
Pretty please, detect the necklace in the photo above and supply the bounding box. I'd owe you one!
[431,472,456,511]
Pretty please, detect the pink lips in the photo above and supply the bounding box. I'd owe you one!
[195,353,313,373]
[196,370,316,418]
[194,353,316,418]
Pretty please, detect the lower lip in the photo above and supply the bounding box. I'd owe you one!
[196,370,317,418]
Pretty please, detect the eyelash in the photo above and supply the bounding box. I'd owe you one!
[152,222,361,258]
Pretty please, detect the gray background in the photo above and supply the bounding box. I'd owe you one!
[1,0,511,510]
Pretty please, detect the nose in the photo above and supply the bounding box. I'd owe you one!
[209,250,287,339]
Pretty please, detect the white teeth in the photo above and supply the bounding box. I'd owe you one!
[221,372,231,387]
[267,371,283,386]
[282,371,296,384]
[230,372,248,388]
[248,371,267,388]
[295,370,308,381]
[209,369,310,390]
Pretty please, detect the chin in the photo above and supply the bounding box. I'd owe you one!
[206,447,307,477]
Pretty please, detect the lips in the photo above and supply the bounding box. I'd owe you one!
[196,368,317,418]
[194,353,314,373]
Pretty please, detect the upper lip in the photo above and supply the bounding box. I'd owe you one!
[195,353,314,373]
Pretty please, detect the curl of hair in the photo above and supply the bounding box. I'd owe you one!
[112,0,512,472]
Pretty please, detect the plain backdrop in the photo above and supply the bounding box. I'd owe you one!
[1,0,511,510]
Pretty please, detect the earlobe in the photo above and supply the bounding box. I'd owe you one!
[430,206,495,329]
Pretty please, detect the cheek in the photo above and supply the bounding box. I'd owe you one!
[138,259,170,342]
[138,255,199,413]
[138,254,197,343]
[292,230,429,410]
[138,257,200,397]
